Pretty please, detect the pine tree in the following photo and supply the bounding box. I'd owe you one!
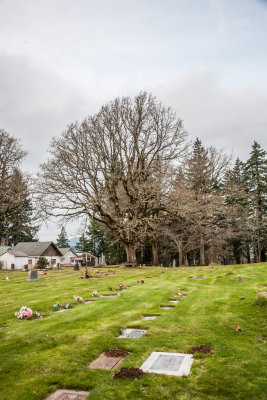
[0,169,38,246]
[56,227,69,248]
[243,142,267,262]
[75,233,90,253]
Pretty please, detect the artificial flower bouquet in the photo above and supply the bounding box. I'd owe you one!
[73,295,83,302]
[53,301,70,310]
[15,306,42,320]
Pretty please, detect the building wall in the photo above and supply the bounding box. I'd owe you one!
[60,250,76,264]
[0,253,28,270]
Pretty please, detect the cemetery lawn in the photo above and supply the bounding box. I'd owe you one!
[0,263,266,400]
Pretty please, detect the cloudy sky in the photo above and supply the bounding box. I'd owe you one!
[0,0,266,240]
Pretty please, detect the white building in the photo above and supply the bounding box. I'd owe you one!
[59,247,79,266]
[0,247,29,270]
[13,242,62,268]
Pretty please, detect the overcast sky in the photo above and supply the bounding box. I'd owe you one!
[0,0,266,241]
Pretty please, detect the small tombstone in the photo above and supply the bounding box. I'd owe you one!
[118,328,146,339]
[74,263,79,271]
[142,315,159,320]
[140,351,194,377]
[27,270,39,281]
[44,389,90,400]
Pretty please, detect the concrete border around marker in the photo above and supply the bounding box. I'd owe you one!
[140,351,194,376]
[44,389,90,399]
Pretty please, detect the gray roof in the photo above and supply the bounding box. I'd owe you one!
[0,246,11,256]
[9,249,28,257]
[14,242,62,257]
[58,247,77,256]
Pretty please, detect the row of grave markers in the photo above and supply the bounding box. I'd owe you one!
[36,273,193,400]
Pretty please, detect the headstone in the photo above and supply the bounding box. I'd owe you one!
[142,315,159,320]
[27,270,39,281]
[88,354,125,370]
[44,389,90,400]
[172,259,176,268]
[140,351,194,377]
[118,328,146,339]
[74,264,79,270]
[160,306,174,310]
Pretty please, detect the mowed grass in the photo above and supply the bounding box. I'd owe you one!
[0,263,266,400]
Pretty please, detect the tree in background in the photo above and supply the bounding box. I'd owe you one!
[0,130,37,246]
[56,227,69,248]
[37,93,187,264]
[243,142,267,262]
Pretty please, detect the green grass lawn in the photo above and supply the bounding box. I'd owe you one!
[0,263,266,400]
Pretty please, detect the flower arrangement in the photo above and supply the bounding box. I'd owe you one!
[137,280,144,284]
[73,295,83,302]
[15,306,42,320]
[93,290,98,297]
[235,325,244,332]
[53,301,70,310]
[119,283,127,290]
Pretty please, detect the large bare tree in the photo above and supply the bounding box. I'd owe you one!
[37,93,187,264]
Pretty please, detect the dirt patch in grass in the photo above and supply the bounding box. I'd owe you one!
[104,348,129,358]
[114,367,144,380]
[240,297,246,300]
[226,272,234,276]
[191,345,212,354]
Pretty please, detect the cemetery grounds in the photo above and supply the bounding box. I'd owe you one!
[0,263,266,400]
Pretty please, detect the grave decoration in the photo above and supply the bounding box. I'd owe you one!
[73,295,83,302]
[140,351,194,377]
[53,301,70,311]
[80,267,90,279]
[137,279,145,284]
[15,306,42,320]
[177,293,185,297]
[238,275,243,282]
[236,324,245,332]
[119,282,128,290]
[93,290,98,297]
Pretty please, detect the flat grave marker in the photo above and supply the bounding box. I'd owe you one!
[169,300,179,303]
[142,315,159,320]
[101,294,120,298]
[56,308,69,313]
[160,306,174,310]
[119,328,146,339]
[84,300,93,304]
[27,270,39,281]
[140,351,194,377]
[88,352,127,370]
[44,389,90,400]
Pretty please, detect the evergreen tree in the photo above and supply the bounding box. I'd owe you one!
[0,169,38,246]
[243,142,267,262]
[75,233,90,253]
[56,227,69,248]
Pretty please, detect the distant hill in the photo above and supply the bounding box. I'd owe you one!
[68,237,80,251]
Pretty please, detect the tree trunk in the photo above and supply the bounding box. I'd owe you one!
[124,244,137,264]
[152,241,159,266]
[178,236,183,266]
[199,233,205,266]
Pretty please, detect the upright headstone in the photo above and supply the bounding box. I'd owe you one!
[27,270,39,281]
[172,259,176,268]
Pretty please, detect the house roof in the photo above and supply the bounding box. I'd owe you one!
[9,249,28,257]
[0,246,10,256]
[58,247,77,257]
[14,242,62,257]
